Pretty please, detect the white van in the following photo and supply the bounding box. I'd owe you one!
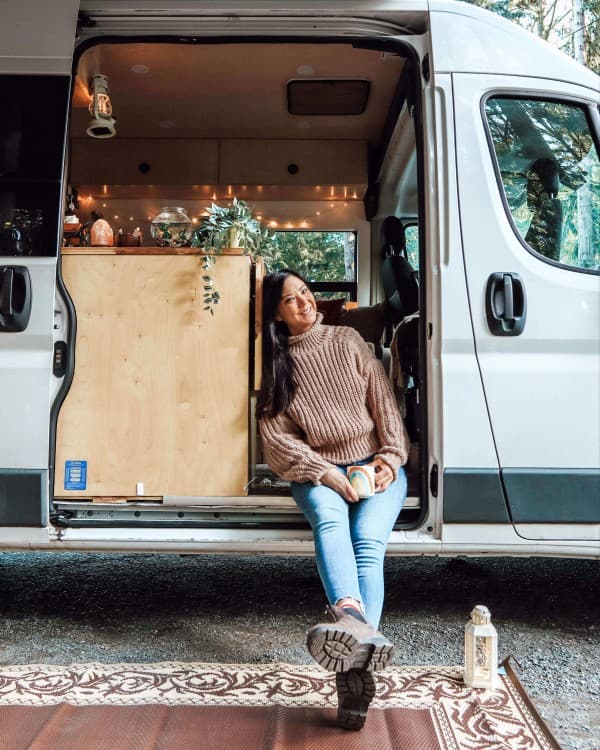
[0,1,598,558]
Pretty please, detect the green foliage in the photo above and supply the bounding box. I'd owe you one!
[260,231,355,282]
[191,198,267,253]
[190,198,275,314]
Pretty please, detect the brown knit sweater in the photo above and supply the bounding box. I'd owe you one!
[259,314,409,485]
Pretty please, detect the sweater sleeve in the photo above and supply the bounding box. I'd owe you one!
[351,331,410,475]
[259,412,337,485]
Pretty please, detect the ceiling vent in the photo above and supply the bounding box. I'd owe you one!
[287,79,370,116]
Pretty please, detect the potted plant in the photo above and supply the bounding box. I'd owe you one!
[190,198,272,314]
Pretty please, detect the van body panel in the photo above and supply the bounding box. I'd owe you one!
[453,73,600,540]
[502,469,600,524]
[0,470,47,526]
[0,261,57,469]
[442,469,510,523]
[1,523,596,560]
[429,2,599,93]
[0,2,77,530]
[423,76,500,472]
[440,523,599,554]
[0,0,78,75]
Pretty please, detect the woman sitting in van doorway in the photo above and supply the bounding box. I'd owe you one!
[257,269,409,730]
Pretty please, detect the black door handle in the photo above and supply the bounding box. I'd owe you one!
[0,266,32,332]
[0,268,14,317]
[485,272,526,336]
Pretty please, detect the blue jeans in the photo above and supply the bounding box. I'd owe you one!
[292,462,406,628]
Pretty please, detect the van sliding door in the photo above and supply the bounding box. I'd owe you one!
[0,0,78,531]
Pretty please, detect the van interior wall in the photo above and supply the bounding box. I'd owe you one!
[74,199,372,305]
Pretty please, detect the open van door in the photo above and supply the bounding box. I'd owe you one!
[0,1,78,533]
[453,72,600,542]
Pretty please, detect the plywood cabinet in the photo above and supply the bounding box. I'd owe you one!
[55,249,252,498]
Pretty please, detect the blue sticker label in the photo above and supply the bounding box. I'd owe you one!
[64,460,87,490]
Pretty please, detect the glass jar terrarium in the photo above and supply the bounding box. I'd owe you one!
[150,206,192,247]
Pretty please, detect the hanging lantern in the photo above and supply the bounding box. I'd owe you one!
[87,74,116,139]
[464,605,499,689]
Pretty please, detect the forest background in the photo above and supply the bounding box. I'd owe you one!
[467,0,599,72]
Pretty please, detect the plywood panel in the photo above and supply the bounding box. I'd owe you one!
[55,254,251,498]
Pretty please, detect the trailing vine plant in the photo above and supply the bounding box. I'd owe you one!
[190,198,272,314]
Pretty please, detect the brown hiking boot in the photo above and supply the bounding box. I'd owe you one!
[336,668,377,730]
[306,605,394,673]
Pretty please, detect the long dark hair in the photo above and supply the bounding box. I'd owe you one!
[256,269,308,419]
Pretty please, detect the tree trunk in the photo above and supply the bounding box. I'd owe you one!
[577,182,593,264]
[572,0,586,64]
[343,234,355,282]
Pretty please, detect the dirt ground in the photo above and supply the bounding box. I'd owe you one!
[0,553,598,749]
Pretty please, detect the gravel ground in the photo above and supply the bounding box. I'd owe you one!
[0,552,598,749]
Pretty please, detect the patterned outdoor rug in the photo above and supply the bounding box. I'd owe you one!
[0,660,560,749]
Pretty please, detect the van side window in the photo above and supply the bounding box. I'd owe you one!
[484,97,599,272]
[0,75,69,257]
[262,230,358,300]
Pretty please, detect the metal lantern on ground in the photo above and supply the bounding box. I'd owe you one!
[464,605,499,689]
[87,74,116,139]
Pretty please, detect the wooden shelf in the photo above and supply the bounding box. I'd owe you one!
[61,245,251,256]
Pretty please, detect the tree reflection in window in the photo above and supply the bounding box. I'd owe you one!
[262,231,356,283]
[485,97,599,271]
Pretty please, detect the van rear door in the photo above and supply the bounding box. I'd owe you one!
[0,0,77,531]
[453,73,600,542]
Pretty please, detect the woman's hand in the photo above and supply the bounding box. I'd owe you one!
[369,457,394,493]
[321,468,359,504]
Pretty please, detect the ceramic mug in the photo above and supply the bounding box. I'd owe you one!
[347,464,375,498]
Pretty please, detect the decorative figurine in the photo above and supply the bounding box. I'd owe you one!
[90,211,114,247]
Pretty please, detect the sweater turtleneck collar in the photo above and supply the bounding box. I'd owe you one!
[287,312,327,351]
